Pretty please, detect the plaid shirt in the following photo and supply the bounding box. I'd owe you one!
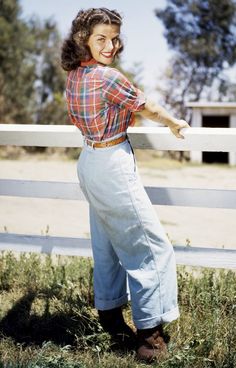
[66,61,146,141]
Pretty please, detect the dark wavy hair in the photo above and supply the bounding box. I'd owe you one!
[61,8,124,71]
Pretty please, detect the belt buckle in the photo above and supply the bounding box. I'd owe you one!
[85,138,94,148]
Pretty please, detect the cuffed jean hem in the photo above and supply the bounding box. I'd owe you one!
[94,293,129,311]
[133,306,180,329]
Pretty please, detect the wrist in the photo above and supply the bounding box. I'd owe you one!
[165,117,178,128]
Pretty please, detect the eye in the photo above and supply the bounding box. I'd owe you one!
[97,38,105,42]
[113,38,121,48]
[113,37,120,44]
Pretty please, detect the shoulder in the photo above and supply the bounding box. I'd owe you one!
[101,66,129,84]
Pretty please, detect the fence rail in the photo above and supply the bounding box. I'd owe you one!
[1,124,236,151]
[1,179,236,209]
[0,124,236,268]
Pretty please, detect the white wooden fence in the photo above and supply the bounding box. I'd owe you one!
[0,124,236,269]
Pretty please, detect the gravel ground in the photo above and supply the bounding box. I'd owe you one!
[0,156,236,249]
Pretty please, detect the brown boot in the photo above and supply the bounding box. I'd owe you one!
[137,325,169,362]
[98,307,136,350]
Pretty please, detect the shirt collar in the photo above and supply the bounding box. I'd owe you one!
[80,58,98,67]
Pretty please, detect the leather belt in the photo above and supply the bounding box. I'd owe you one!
[85,134,127,148]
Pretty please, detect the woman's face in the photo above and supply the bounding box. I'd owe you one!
[87,23,121,65]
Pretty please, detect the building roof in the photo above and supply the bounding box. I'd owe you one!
[186,102,236,109]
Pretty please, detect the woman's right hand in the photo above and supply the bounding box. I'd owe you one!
[169,119,190,139]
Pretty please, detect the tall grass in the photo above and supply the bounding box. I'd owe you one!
[0,251,235,367]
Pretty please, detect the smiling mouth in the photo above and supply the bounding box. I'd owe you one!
[101,53,114,58]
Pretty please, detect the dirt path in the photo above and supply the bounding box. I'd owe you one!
[0,157,236,249]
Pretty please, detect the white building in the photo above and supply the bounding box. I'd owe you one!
[186,102,236,166]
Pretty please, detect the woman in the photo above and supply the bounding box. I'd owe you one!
[61,7,190,362]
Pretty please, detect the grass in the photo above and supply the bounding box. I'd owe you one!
[0,252,235,367]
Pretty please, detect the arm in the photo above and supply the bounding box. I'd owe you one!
[139,98,190,139]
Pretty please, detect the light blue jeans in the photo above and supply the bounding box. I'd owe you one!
[77,134,179,329]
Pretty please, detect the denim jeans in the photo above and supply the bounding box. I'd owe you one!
[77,134,179,329]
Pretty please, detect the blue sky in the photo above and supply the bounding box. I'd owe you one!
[20,0,171,97]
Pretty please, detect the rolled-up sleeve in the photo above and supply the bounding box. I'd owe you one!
[102,68,146,112]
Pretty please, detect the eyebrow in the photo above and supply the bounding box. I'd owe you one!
[95,34,120,38]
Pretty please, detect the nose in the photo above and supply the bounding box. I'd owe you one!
[104,39,114,52]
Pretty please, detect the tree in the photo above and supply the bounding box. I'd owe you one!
[29,17,69,125]
[155,0,236,117]
[0,0,69,126]
[0,0,36,123]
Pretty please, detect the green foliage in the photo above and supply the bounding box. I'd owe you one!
[156,0,236,70]
[0,0,36,124]
[29,17,69,126]
[0,252,236,367]
[155,0,236,114]
[0,0,69,126]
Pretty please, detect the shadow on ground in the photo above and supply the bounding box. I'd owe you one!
[0,289,98,347]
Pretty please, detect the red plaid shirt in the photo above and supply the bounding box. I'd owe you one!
[66,60,146,141]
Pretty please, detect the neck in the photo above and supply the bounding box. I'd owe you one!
[81,58,97,66]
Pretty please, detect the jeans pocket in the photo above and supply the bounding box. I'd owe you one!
[126,153,137,183]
